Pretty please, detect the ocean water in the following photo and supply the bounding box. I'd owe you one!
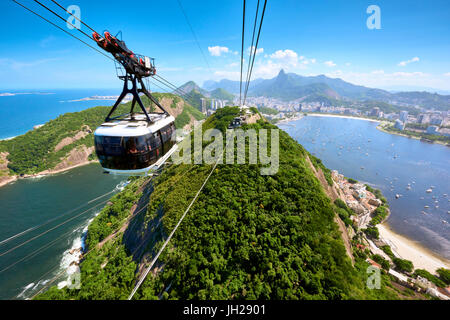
[0,89,121,140]
[279,116,450,260]
[0,164,124,300]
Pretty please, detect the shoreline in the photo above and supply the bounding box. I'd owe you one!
[378,222,450,273]
[376,123,449,146]
[304,113,380,123]
[280,114,450,274]
[0,160,98,189]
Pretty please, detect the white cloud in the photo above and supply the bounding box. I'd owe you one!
[371,70,384,74]
[247,46,264,55]
[398,57,419,67]
[392,71,427,77]
[208,46,230,56]
[345,62,351,66]
[269,49,299,66]
[301,58,316,65]
[444,72,450,77]
[324,60,336,67]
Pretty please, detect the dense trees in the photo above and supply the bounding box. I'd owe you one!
[0,93,204,175]
[35,107,407,300]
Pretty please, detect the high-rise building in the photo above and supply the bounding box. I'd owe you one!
[370,107,380,117]
[200,98,207,114]
[394,119,405,130]
[400,111,408,123]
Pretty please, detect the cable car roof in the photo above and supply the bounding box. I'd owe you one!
[94,114,175,137]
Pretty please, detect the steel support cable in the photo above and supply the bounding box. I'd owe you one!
[176,0,212,74]
[0,199,109,257]
[26,185,153,300]
[243,0,260,104]
[0,189,117,246]
[128,158,222,300]
[12,0,115,62]
[50,0,99,34]
[239,0,246,107]
[243,0,267,106]
[32,0,94,41]
[152,75,198,102]
[0,224,82,274]
[151,76,194,100]
[153,74,189,96]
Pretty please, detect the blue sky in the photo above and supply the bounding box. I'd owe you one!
[1,0,450,91]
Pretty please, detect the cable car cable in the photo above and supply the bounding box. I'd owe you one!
[0,188,117,246]
[49,0,99,34]
[176,0,212,75]
[32,0,94,41]
[243,0,260,104]
[239,0,246,107]
[128,156,222,300]
[243,0,267,106]
[0,199,109,258]
[12,0,115,63]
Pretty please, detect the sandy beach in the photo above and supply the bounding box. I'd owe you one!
[305,113,380,123]
[378,223,450,273]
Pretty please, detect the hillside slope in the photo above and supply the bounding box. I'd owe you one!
[0,93,204,179]
[36,108,405,300]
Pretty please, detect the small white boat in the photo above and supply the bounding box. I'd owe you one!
[424,205,430,208]
[426,189,433,193]
[395,194,400,199]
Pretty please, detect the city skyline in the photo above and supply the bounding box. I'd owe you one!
[1,0,449,91]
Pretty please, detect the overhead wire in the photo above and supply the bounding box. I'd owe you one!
[176,0,212,74]
[12,0,115,63]
[243,0,260,104]
[0,199,109,258]
[0,189,117,247]
[128,157,222,300]
[243,0,267,106]
[49,0,99,34]
[32,0,93,40]
[239,0,246,106]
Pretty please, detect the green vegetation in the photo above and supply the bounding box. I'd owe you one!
[413,269,446,288]
[309,155,333,186]
[393,258,414,273]
[210,88,234,101]
[35,107,407,300]
[363,226,380,239]
[371,254,390,270]
[365,185,387,204]
[383,124,450,144]
[381,245,395,260]
[437,268,450,285]
[334,199,353,227]
[347,178,358,184]
[258,106,279,115]
[0,93,204,176]
[369,206,389,226]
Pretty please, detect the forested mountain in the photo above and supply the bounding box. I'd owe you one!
[0,93,204,177]
[36,107,407,300]
[175,81,235,111]
[203,70,450,110]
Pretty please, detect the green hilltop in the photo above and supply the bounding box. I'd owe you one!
[36,107,410,300]
[0,93,204,176]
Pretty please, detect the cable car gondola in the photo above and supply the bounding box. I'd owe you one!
[92,31,177,176]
